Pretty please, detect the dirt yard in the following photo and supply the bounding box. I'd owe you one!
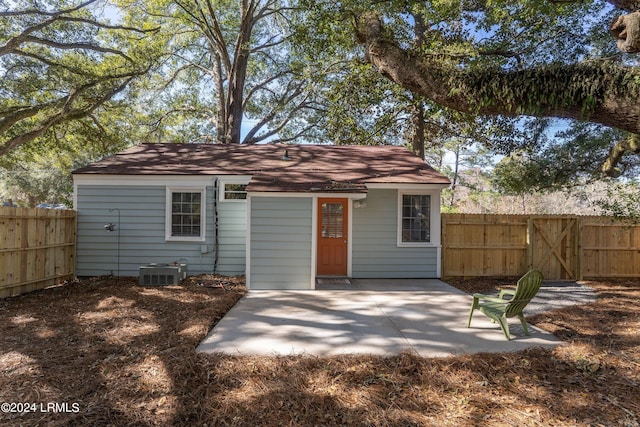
[0,276,638,426]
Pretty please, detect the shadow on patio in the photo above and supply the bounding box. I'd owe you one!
[196,279,577,357]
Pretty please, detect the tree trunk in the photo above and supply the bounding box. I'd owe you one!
[449,146,460,208]
[225,42,248,144]
[213,54,227,143]
[225,52,246,144]
[409,12,426,159]
[410,99,425,159]
[223,0,255,144]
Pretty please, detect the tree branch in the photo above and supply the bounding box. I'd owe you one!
[0,72,142,155]
[18,35,133,61]
[356,13,640,133]
[244,94,315,144]
[602,134,640,176]
[610,11,640,53]
[202,0,232,71]
[243,69,294,109]
[0,3,152,59]
[251,34,287,53]
[7,49,96,75]
[264,124,317,145]
[56,16,159,34]
[356,12,640,174]
[0,102,62,135]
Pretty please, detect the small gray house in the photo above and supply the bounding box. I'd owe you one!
[72,143,450,289]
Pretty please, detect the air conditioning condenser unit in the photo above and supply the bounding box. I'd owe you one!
[139,263,188,286]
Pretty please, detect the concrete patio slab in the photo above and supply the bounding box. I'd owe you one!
[197,279,574,357]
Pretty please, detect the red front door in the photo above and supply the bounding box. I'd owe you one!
[317,198,348,276]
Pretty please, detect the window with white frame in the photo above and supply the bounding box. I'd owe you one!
[219,179,249,201]
[398,191,436,246]
[166,188,206,241]
[223,183,247,200]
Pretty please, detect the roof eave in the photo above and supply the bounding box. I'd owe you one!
[365,182,451,190]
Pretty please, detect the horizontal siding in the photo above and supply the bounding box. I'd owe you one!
[77,184,441,281]
[352,189,439,278]
[249,196,313,290]
[76,185,216,276]
[216,200,247,275]
[251,240,310,251]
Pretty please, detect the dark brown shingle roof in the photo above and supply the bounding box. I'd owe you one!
[73,143,450,192]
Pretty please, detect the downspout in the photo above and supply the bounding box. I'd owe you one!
[213,179,220,274]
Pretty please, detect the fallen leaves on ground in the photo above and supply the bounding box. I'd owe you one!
[0,276,638,426]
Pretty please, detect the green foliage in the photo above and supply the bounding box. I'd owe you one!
[3,0,640,206]
[0,0,164,202]
[116,0,332,144]
[597,181,640,222]
[0,0,160,153]
[323,62,407,145]
[491,122,638,194]
[0,96,145,205]
[492,152,540,195]
[0,160,71,207]
[1,138,85,207]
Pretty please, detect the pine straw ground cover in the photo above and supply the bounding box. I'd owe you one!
[0,276,638,427]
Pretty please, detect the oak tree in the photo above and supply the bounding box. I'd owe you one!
[0,0,158,156]
[350,1,640,177]
[123,0,328,144]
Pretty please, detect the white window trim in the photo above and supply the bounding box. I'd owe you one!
[165,187,207,242]
[219,177,250,202]
[397,189,441,248]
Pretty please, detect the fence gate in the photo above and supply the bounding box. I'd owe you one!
[528,217,579,280]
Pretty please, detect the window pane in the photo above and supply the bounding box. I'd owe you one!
[170,191,202,237]
[321,203,343,238]
[401,194,430,242]
[224,184,247,200]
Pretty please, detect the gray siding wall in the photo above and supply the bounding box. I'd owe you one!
[76,184,246,276]
[77,184,437,281]
[249,196,313,289]
[217,200,246,275]
[352,189,439,278]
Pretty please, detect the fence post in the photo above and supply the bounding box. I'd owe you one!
[576,217,583,281]
[441,214,447,281]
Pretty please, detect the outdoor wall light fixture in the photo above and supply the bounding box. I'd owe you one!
[281,149,291,161]
[104,223,116,231]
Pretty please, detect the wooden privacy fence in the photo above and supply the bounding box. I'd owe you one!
[442,214,640,280]
[0,207,76,298]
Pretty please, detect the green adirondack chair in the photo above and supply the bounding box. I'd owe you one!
[466,269,544,340]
